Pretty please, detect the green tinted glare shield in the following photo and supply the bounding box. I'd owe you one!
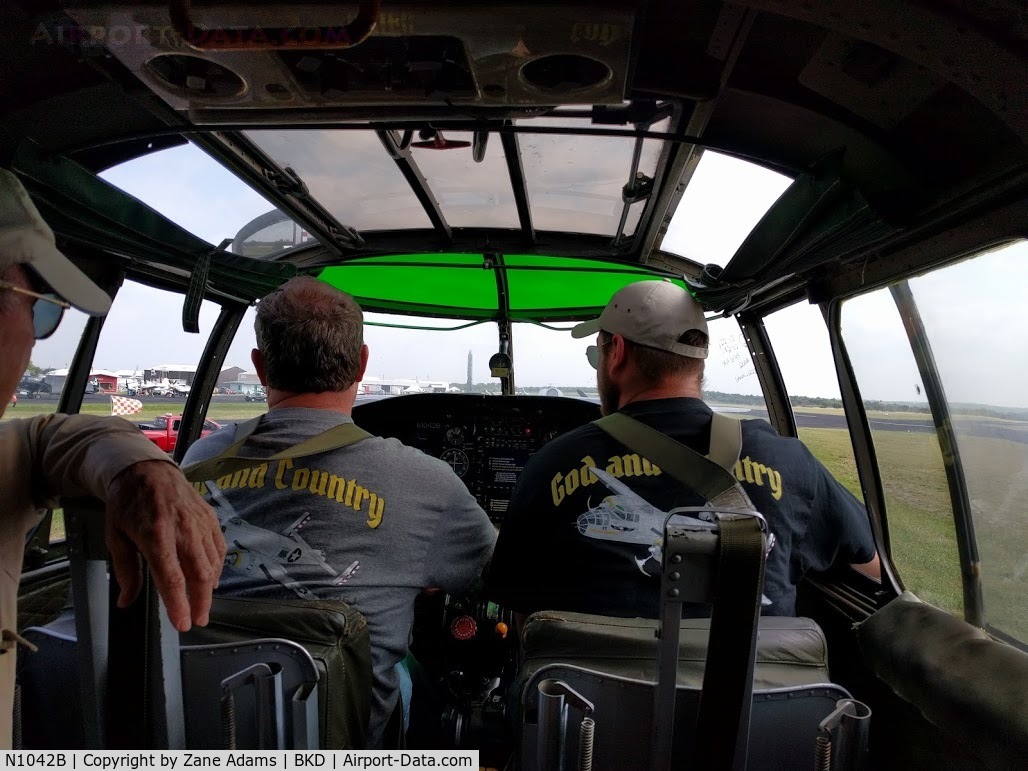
[317,254,687,321]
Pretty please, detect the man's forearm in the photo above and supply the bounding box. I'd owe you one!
[851,553,882,580]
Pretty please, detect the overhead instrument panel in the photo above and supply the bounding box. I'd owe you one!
[67,3,636,115]
[352,394,600,523]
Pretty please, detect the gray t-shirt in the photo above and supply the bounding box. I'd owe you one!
[182,408,496,748]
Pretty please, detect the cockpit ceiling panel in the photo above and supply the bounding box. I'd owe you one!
[64,4,636,113]
[316,253,686,320]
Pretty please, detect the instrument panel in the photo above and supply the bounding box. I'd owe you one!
[352,394,600,523]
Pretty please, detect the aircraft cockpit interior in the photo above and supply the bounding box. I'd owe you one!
[3,1,1026,768]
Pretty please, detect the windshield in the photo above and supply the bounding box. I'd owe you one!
[245,117,671,241]
[841,241,1028,639]
[100,142,309,258]
[661,151,792,263]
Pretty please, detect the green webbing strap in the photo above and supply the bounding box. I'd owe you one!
[182,417,373,483]
[593,412,752,510]
[693,515,766,770]
[597,412,764,771]
[707,412,743,472]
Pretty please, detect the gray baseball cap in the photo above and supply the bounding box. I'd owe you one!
[572,279,708,359]
[0,168,111,315]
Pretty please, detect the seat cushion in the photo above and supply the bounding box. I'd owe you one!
[520,611,830,690]
[181,596,372,749]
[858,592,1028,769]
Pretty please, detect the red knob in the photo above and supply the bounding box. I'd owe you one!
[450,615,477,640]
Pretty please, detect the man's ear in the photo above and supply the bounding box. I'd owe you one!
[356,344,370,382]
[251,349,268,386]
[608,334,629,372]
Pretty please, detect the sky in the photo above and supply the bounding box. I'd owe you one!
[28,140,1028,408]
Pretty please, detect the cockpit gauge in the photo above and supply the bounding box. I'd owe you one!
[446,426,465,445]
[440,448,470,478]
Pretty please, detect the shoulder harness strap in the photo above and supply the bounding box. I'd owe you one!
[593,411,752,510]
[182,418,373,483]
[707,411,743,472]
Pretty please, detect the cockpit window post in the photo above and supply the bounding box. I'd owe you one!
[57,267,125,416]
[485,252,515,395]
[889,281,984,627]
[490,321,515,396]
[826,301,903,598]
[173,302,248,463]
[737,311,796,438]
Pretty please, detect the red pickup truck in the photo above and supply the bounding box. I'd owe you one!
[137,414,222,452]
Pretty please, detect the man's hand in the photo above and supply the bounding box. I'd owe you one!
[105,460,226,632]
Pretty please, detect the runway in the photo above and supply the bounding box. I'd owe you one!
[738,406,1028,445]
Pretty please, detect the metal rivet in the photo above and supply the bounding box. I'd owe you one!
[669,588,680,598]
[671,554,682,564]
[671,571,681,581]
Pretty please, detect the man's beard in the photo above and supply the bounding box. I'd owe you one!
[597,368,620,416]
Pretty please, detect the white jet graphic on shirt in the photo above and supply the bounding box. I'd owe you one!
[576,467,669,576]
[576,468,774,607]
[204,481,359,599]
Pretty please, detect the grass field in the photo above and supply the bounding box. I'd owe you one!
[21,399,1027,642]
[3,400,270,423]
[799,427,1027,641]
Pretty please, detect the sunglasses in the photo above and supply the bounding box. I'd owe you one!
[0,280,69,340]
[585,336,612,370]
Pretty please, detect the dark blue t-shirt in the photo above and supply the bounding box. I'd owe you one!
[486,398,875,618]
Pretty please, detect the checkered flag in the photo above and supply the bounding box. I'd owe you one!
[111,395,143,416]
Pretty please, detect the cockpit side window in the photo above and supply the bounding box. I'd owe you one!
[841,240,1028,643]
[764,301,867,507]
[30,279,230,549]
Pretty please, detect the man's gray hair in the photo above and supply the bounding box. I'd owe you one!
[255,276,364,393]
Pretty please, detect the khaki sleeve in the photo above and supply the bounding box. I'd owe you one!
[2,413,174,510]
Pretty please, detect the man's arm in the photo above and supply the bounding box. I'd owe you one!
[422,471,496,596]
[801,452,880,578]
[852,553,882,579]
[483,447,564,617]
[6,414,225,630]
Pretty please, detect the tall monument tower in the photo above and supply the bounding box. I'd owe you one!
[466,350,473,390]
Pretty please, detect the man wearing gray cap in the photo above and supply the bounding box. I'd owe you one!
[486,279,878,621]
[0,169,225,748]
